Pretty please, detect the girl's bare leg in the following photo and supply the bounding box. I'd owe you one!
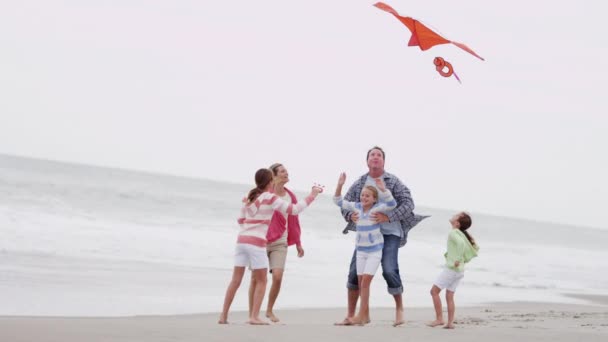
[248,274,256,318]
[218,267,246,324]
[248,268,269,325]
[444,290,456,329]
[427,285,444,327]
[266,268,284,322]
[349,275,371,325]
[359,275,373,324]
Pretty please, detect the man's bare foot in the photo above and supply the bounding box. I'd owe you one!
[334,317,354,326]
[266,312,280,323]
[218,315,228,324]
[426,320,444,327]
[247,318,270,325]
[443,323,455,329]
[393,309,404,327]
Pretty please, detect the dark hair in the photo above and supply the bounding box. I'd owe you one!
[457,212,476,246]
[269,163,283,176]
[366,146,385,161]
[247,168,273,203]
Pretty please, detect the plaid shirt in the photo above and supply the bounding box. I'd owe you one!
[341,171,428,247]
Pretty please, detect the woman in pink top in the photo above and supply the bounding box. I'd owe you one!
[218,168,322,325]
[248,163,305,323]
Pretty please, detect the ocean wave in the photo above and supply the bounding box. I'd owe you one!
[490,282,555,290]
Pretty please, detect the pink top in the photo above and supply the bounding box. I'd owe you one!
[237,191,313,248]
[266,187,303,247]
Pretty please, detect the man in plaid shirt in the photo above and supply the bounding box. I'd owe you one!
[336,146,428,326]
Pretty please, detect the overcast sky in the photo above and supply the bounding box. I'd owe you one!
[1,1,607,229]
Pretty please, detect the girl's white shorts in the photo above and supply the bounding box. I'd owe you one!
[234,243,269,270]
[434,267,464,292]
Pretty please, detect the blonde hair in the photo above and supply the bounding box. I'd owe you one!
[362,185,379,202]
[269,163,283,175]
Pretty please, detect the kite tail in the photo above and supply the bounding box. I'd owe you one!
[451,41,485,61]
[453,71,462,84]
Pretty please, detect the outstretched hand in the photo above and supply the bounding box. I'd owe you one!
[312,183,325,195]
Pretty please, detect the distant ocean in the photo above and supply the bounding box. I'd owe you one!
[1,154,607,316]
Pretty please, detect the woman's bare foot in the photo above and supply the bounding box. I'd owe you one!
[443,323,455,329]
[218,318,228,324]
[334,317,354,326]
[347,316,365,326]
[247,318,270,325]
[426,320,444,327]
[266,312,280,323]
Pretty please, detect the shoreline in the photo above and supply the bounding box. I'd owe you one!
[2,292,605,319]
[1,297,606,342]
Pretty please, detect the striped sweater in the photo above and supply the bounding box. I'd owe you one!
[237,192,314,247]
[333,190,397,253]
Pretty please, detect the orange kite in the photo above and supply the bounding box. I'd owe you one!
[374,2,484,61]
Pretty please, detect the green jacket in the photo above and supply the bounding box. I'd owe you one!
[444,229,479,272]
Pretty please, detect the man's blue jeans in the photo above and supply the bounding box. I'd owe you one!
[346,234,403,295]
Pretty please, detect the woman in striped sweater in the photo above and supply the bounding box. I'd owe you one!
[248,163,306,323]
[218,168,322,325]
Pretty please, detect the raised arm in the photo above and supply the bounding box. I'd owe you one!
[272,186,322,215]
[335,172,346,197]
[374,188,397,212]
[333,172,358,211]
[341,176,362,223]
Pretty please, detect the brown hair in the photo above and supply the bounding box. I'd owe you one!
[457,212,476,246]
[366,146,386,161]
[362,185,379,202]
[247,168,273,203]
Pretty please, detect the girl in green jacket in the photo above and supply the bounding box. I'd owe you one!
[428,212,479,329]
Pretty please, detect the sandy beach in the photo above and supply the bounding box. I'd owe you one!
[2,295,606,342]
[1,156,607,341]
[2,0,608,340]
